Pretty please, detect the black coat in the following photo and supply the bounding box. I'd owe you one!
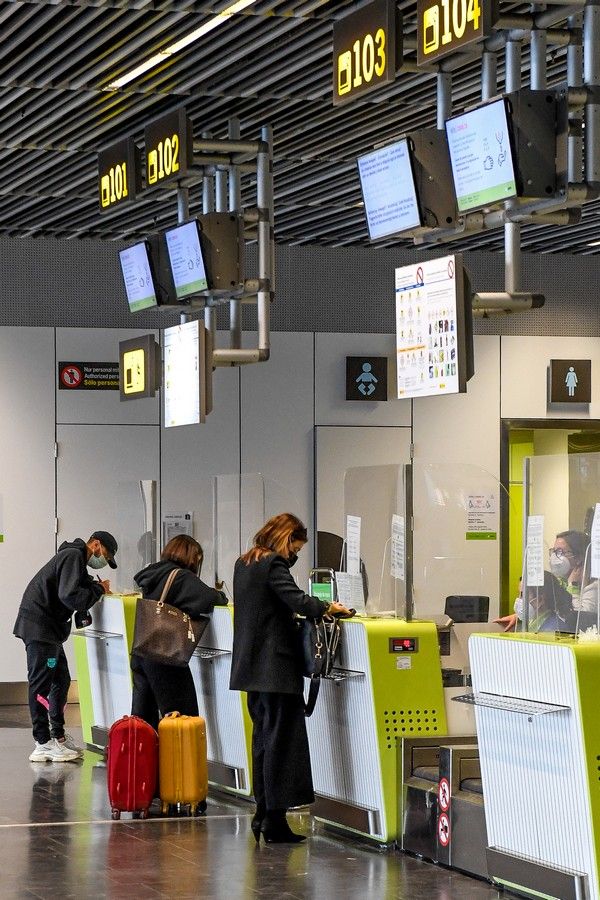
[229,553,327,695]
[13,539,105,644]
[134,561,228,620]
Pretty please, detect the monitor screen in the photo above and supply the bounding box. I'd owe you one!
[395,254,473,400]
[445,98,518,213]
[163,319,207,427]
[119,241,159,313]
[164,220,209,299]
[357,139,422,240]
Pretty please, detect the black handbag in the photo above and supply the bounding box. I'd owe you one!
[131,568,208,667]
[297,616,341,716]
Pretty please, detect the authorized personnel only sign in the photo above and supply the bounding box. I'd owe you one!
[58,361,120,390]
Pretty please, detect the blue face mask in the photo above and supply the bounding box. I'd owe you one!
[88,553,108,570]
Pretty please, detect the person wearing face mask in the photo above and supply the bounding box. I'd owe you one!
[495,571,573,633]
[547,530,598,612]
[130,534,228,730]
[14,530,117,762]
[230,512,351,845]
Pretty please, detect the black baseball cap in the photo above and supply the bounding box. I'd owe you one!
[90,531,118,568]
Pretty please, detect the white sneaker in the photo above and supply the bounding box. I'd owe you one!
[59,733,84,759]
[29,739,78,763]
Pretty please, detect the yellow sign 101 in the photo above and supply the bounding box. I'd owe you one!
[417,0,491,65]
[97,138,140,212]
[100,162,128,208]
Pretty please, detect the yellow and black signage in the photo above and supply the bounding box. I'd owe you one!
[417,0,496,65]
[119,334,161,401]
[332,0,398,106]
[144,109,193,188]
[98,138,141,211]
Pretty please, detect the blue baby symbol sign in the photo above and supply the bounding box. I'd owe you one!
[346,357,388,401]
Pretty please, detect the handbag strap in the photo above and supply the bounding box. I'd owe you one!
[304,677,320,717]
[157,568,179,606]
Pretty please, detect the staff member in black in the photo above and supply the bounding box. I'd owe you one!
[131,534,228,729]
[14,531,117,763]
[230,512,350,844]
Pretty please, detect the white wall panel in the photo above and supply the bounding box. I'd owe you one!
[56,327,159,425]
[241,333,314,585]
[0,328,56,682]
[501,335,600,419]
[315,333,411,427]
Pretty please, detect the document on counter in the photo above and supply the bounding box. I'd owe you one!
[391,514,405,580]
[526,515,545,587]
[346,515,362,576]
[335,572,366,614]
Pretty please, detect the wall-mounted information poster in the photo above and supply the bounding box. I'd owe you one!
[395,254,468,399]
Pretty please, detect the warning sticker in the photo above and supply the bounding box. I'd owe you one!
[438,777,450,812]
[58,361,119,391]
[438,812,450,847]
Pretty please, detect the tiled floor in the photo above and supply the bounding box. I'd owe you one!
[0,706,508,899]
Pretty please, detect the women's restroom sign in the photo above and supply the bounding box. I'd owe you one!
[549,359,591,403]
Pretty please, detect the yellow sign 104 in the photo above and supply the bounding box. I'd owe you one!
[100,163,128,208]
[422,0,481,57]
[147,134,180,186]
[338,28,387,97]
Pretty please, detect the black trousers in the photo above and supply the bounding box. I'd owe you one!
[26,641,70,744]
[247,691,315,812]
[130,653,199,731]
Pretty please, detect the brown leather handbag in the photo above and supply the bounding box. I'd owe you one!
[132,569,208,667]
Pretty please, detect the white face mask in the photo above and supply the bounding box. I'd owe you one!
[88,553,108,570]
[549,552,572,579]
[514,597,536,623]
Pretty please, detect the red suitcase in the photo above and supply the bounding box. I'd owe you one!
[107,715,158,820]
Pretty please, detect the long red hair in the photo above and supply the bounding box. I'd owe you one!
[241,513,307,565]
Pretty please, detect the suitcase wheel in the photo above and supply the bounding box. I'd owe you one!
[139,809,149,820]
[161,802,168,816]
[111,809,121,821]
[194,801,207,816]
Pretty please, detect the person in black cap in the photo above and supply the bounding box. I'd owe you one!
[14,531,118,762]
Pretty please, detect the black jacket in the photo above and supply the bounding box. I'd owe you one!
[13,539,105,644]
[134,561,228,621]
[229,553,327,695]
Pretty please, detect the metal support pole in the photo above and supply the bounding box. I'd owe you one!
[202,132,215,213]
[228,117,242,351]
[530,18,548,89]
[255,125,272,361]
[568,14,584,182]
[481,51,498,99]
[584,0,600,185]
[436,72,452,128]
[177,186,189,224]
[505,40,522,294]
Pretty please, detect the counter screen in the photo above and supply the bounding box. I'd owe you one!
[357,139,422,240]
[389,637,418,652]
[164,220,208,299]
[445,98,517,212]
[119,242,158,313]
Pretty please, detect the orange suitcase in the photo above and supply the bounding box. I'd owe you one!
[158,712,208,816]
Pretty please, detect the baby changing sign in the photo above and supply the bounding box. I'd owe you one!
[395,254,468,399]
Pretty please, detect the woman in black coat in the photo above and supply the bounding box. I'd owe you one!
[230,513,350,844]
[131,534,227,730]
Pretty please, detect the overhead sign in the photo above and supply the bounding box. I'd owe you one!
[144,109,193,188]
[550,359,592,403]
[98,138,141,211]
[58,362,119,390]
[333,0,398,106]
[417,0,495,66]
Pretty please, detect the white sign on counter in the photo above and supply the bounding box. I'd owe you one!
[526,515,545,587]
[346,515,362,576]
[391,514,405,580]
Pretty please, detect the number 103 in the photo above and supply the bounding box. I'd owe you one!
[337,27,386,96]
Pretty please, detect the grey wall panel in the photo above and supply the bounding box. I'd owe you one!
[315,332,411,427]
[240,332,315,587]
[0,328,56,682]
[56,327,159,425]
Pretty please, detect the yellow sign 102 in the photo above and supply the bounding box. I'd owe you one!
[144,110,192,189]
[147,134,180,186]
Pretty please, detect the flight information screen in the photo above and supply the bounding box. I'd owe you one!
[357,139,421,239]
[119,242,158,312]
[164,221,208,298]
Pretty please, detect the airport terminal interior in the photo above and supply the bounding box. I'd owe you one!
[4,0,600,898]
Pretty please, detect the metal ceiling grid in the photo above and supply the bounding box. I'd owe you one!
[0,0,598,253]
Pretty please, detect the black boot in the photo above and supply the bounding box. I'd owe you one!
[260,809,307,844]
[251,801,266,843]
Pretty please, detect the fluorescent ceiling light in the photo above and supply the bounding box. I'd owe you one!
[587,239,600,246]
[106,0,257,90]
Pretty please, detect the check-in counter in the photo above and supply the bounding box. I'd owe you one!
[73,593,138,750]
[468,632,600,900]
[307,617,446,845]
[189,606,252,799]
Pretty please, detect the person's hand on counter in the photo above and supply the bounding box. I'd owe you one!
[494,612,518,632]
[327,601,354,618]
[96,576,111,594]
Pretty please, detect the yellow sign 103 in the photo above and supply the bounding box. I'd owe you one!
[147,134,180,186]
[338,29,387,97]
